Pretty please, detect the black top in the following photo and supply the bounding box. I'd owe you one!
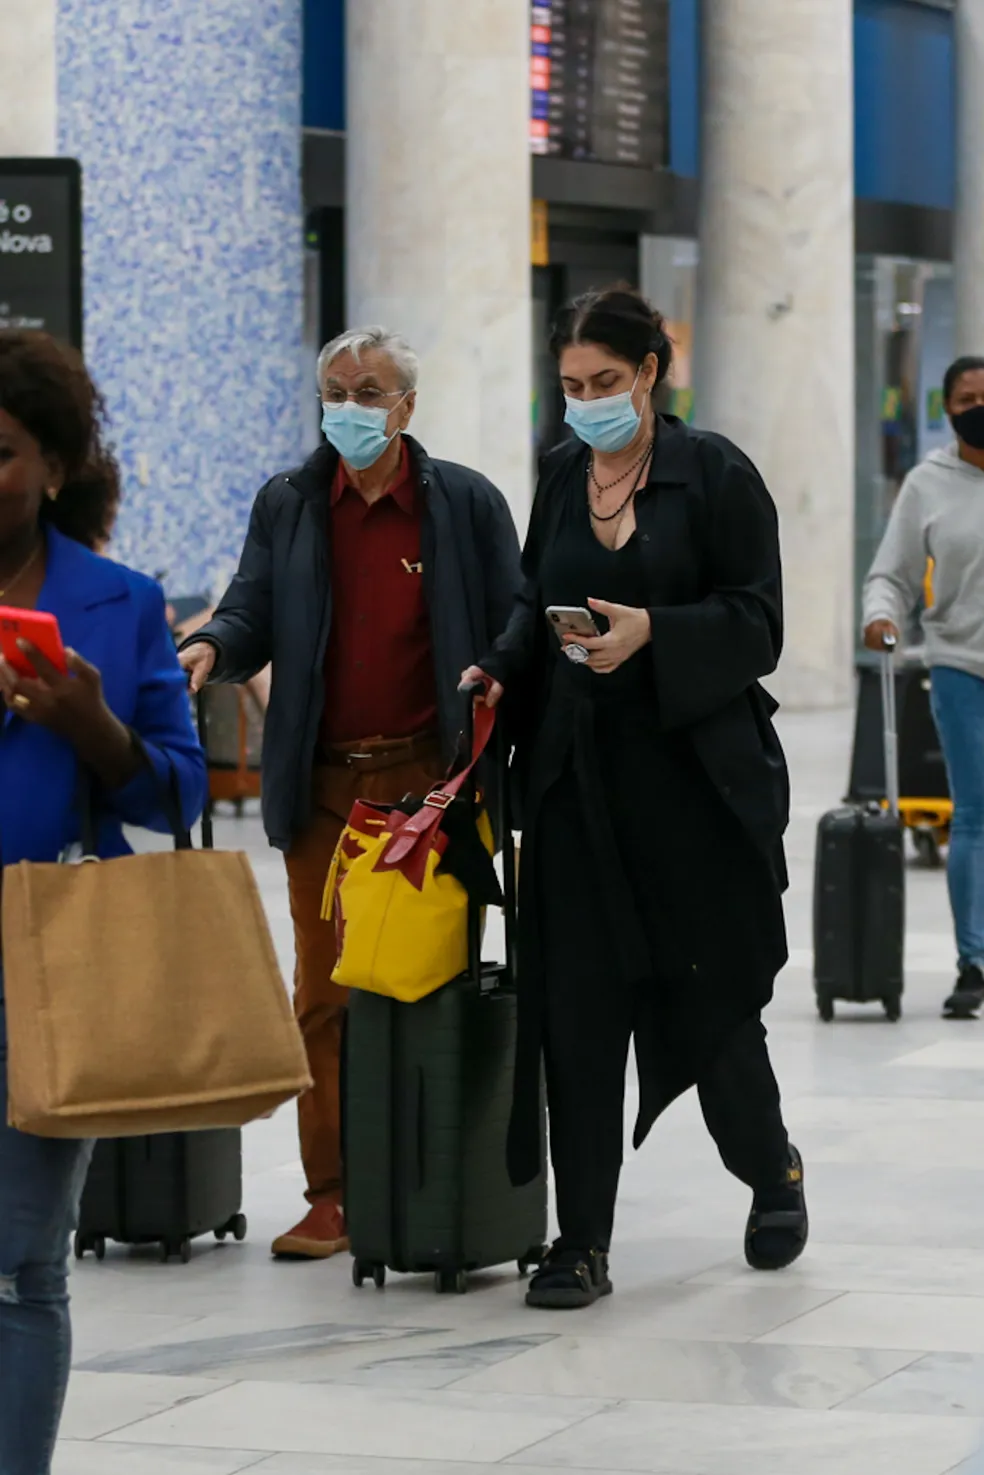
[540,495,653,698]
[527,467,773,991]
[484,418,789,871]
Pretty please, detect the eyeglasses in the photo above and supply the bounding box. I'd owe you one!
[321,387,407,410]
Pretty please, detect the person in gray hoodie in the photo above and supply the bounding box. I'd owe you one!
[863,355,984,1018]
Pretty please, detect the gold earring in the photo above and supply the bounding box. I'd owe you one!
[46,487,58,501]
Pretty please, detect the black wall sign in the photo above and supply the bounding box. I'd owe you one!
[0,159,82,349]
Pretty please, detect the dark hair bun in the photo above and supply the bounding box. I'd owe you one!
[549,283,673,386]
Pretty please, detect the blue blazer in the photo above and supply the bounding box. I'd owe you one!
[0,528,208,867]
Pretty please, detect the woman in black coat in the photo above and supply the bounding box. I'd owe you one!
[463,287,807,1310]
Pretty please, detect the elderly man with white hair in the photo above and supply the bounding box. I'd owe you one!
[179,327,522,1259]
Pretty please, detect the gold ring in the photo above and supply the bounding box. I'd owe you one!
[12,694,30,711]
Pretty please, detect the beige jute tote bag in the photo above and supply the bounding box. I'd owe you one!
[2,787,311,1138]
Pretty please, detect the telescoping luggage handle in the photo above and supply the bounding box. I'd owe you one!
[195,693,215,850]
[460,680,519,991]
[880,635,900,819]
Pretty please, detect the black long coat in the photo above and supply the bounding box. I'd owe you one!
[482,417,791,1185]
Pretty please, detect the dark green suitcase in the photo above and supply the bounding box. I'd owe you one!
[75,1131,246,1264]
[345,698,547,1294]
[346,976,546,1293]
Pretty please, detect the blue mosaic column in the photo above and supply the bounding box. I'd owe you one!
[57,0,304,596]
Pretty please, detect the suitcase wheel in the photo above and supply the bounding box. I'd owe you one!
[159,1238,193,1265]
[215,1214,248,1244]
[435,1269,468,1295]
[352,1259,386,1290]
[817,996,835,1023]
[884,996,902,1022]
[74,1232,106,1262]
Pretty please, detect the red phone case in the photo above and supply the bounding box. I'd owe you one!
[0,607,68,677]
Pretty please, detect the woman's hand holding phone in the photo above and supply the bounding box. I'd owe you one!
[560,598,652,675]
[0,640,141,787]
[1,639,110,736]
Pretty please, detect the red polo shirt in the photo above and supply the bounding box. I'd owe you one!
[321,443,439,745]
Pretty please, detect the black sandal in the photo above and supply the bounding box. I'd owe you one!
[744,1145,809,1271]
[525,1245,613,1310]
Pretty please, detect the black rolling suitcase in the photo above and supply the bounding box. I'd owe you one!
[849,657,949,865]
[75,737,247,1264]
[814,646,905,1022]
[346,692,548,1294]
[75,1132,246,1263]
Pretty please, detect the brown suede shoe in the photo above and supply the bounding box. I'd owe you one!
[271,1200,350,1260]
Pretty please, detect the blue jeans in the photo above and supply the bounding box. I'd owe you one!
[0,993,93,1475]
[930,666,984,973]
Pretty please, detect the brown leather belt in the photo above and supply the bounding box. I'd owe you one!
[322,731,441,774]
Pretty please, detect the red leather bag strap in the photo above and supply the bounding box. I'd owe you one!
[381,696,495,867]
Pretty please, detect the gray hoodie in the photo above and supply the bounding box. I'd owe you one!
[863,445,984,680]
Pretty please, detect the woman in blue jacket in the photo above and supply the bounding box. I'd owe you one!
[0,330,207,1474]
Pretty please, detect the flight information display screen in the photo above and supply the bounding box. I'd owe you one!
[530,0,669,169]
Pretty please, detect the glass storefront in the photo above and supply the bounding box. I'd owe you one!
[855,256,954,645]
[641,240,955,648]
[532,235,954,654]
[639,234,697,423]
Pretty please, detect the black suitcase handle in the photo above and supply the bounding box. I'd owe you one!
[195,693,215,851]
[458,682,518,989]
[406,681,516,1196]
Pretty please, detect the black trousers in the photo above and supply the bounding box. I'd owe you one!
[537,783,790,1252]
[544,1001,790,1251]
[531,749,790,1256]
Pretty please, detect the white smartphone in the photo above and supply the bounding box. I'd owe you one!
[545,606,600,641]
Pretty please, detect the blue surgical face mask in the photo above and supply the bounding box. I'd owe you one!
[320,397,407,470]
[563,369,642,453]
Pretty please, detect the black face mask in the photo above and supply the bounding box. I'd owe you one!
[951,405,984,450]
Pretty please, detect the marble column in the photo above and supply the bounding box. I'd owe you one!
[0,0,56,154]
[694,0,855,709]
[955,0,984,357]
[3,1,305,595]
[346,0,532,522]
[53,0,304,596]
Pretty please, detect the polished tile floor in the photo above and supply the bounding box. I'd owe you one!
[56,708,984,1475]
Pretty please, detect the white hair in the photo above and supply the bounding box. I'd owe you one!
[317,326,419,391]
